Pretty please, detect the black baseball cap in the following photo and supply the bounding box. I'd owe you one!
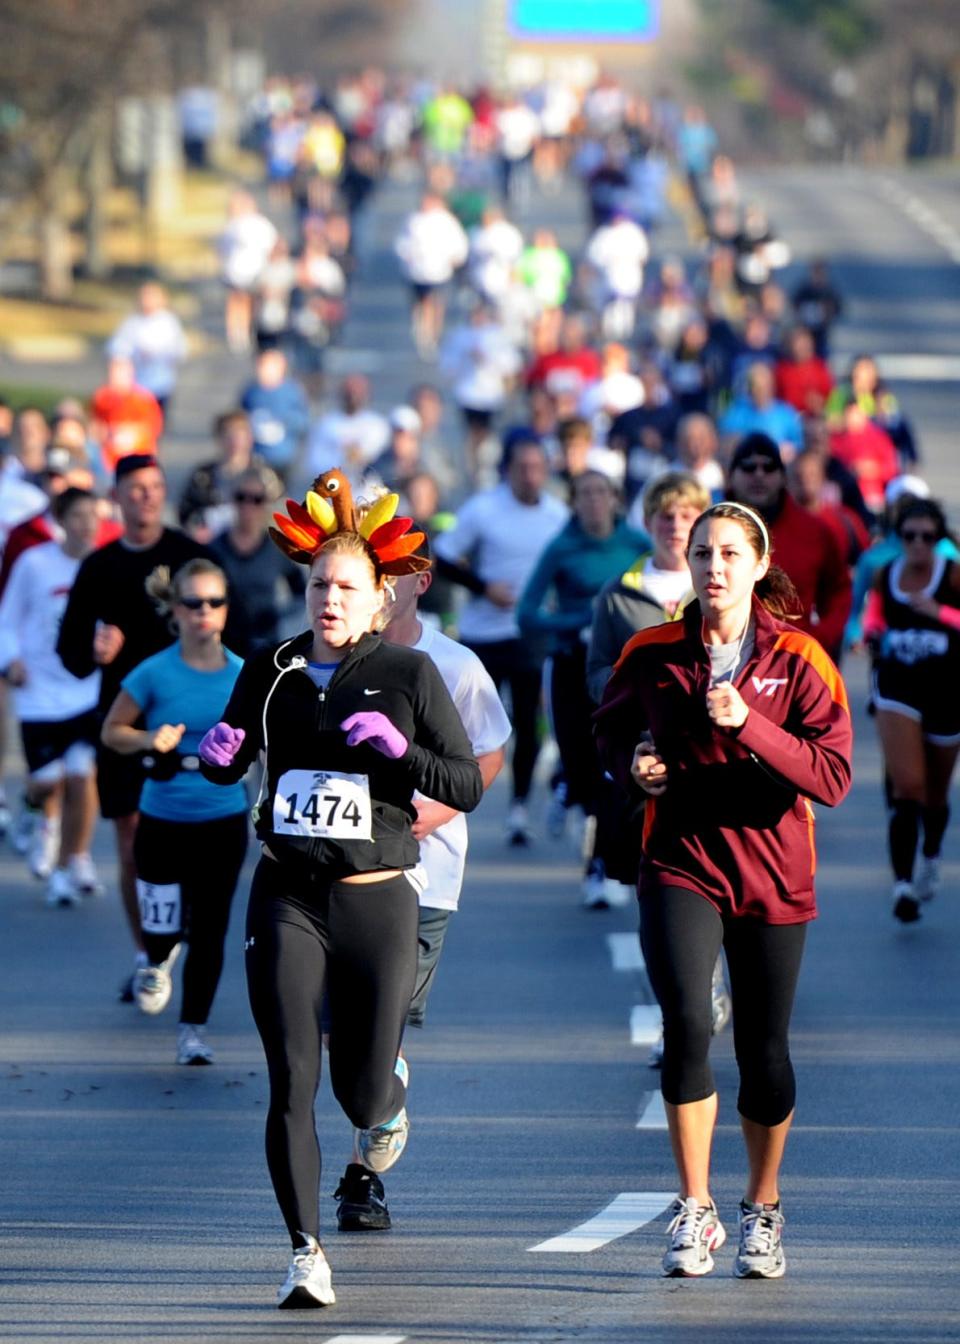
[114,453,161,484]
[729,433,783,472]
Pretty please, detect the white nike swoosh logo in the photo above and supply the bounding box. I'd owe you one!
[363,688,381,696]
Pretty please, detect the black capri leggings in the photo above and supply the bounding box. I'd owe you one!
[244,857,419,1243]
[134,811,248,1025]
[639,884,807,1127]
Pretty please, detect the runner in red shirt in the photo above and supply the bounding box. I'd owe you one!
[90,356,164,475]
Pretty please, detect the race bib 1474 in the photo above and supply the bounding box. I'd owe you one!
[272,769,373,841]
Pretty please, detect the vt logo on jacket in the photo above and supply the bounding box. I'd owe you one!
[752,676,788,697]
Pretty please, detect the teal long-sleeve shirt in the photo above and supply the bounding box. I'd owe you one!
[517,518,650,655]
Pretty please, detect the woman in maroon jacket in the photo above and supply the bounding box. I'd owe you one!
[596,501,852,1282]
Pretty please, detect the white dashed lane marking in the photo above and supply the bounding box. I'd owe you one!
[636,1090,668,1130]
[877,176,960,265]
[629,1003,662,1047]
[528,1192,674,1252]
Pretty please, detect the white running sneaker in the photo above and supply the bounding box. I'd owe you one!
[915,856,941,904]
[277,1235,335,1308]
[356,1056,409,1174]
[28,819,60,881]
[177,1023,214,1066]
[505,800,532,848]
[581,861,609,909]
[10,801,38,855]
[892,880,921,923]
[134,943,181,1016]
[0,792,10,841]
[46,868,80,909]
[69,852,103,897]
[733,1200,786,1279]
[648,1032,664,1068]
[662,1196,726,1277]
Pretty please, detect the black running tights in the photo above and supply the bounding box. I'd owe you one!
[244,857,418,1243]
[134,811,248,1025]
[640,885,807,1127]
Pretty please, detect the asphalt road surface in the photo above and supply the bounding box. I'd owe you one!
[1,161,959,1343]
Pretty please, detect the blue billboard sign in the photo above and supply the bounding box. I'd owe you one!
[508,0,660,43]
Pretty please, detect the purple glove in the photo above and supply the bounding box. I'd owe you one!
[340,711,408,760]
[199,721,246,767]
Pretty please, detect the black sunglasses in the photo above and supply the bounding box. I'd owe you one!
[900,529,938,544]
[235,492,267,505]
[179,596,228,610]
[736,460,781,475]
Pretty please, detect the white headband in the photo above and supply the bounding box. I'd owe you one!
[711,501,770,557]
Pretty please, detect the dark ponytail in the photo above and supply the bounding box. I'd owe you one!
[755,564,802,621]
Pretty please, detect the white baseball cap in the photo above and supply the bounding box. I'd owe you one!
[885,474,930,507]
[390,405,422,434]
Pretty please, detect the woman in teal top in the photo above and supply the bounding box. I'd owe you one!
[102,559,247,1065]
[517,470,648,907]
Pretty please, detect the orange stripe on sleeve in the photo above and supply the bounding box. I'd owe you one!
[615,620,686,671]
[774,630,850,712]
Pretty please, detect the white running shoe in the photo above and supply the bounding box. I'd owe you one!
[603,878,633,908]
[277,1235,335,1308]
[69,852,103,897]
[177,1023,214,1066]
[28,820,60,881]
[662,1196,726,1277]
[134,943,181,1016]
[356,1056,410,1174]
[581,861,609,909]
[733,1200,786,1279]
[46,868,80,908]
[648,1032,664,1068]
[915,856,941,904]
[892,880,921,923]
[10,802,38,855]
[505,800,532,848]
[0,793,9,841]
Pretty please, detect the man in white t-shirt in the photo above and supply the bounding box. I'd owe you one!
[107,284,187,416]
[302,374,390,493]
[332,543,511,1234]
[434,437,568,844]
[394,193,469,357]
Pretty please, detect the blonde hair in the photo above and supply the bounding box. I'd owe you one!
[310,530,395,632]
[145,559,228,619]
[642,471,711,521]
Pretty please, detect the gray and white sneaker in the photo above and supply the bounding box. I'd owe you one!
[893,880,921,923]
[134,943,181,1016]
[277,1234,335,1308]
[28,819,59,881]
[648,1031,665,1068]
[733,1200,786,1278]
[46,868,80,908]
[662,1196,726,1277]
[356,1056,409,1174]
[69,852,103,897]
[915,856,941,904]
[177,1023,213,1066]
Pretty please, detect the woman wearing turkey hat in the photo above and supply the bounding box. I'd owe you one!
[199,469,482,1309]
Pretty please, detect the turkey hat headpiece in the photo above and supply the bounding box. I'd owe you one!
[269,468,430,576]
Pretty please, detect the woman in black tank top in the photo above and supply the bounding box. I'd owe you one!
[865,500,960,922]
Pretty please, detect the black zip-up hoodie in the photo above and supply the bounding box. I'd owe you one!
[201,630,483,879]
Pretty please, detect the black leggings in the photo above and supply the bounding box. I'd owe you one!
[640,884,807,1127]
[134,812,248,1025]
[464,638,542,802]
[244,857,418,1243]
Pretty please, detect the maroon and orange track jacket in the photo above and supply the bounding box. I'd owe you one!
[594,597,853,923]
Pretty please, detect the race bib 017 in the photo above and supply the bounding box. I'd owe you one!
[273,769,373,841]
[136,879,182,935]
